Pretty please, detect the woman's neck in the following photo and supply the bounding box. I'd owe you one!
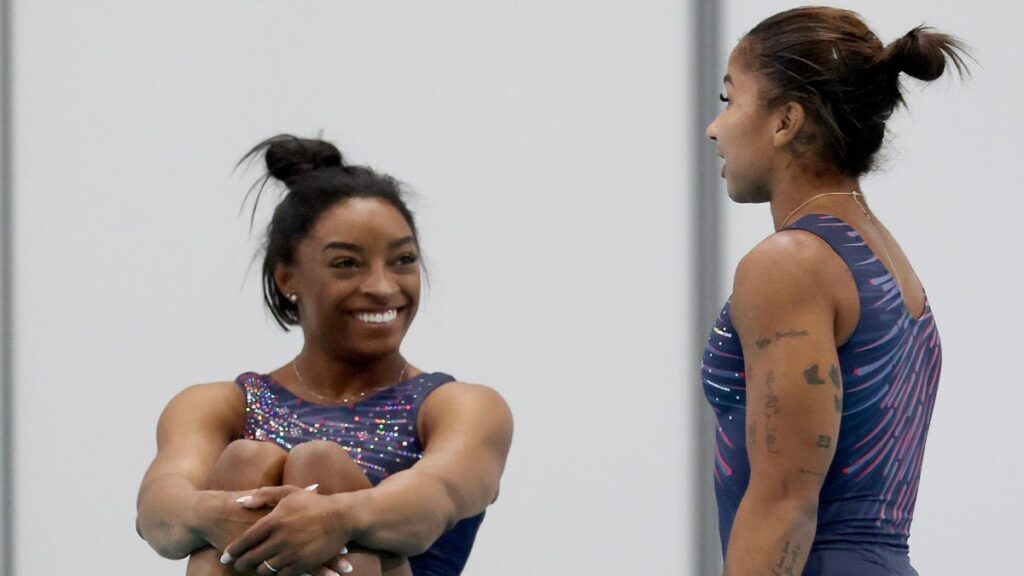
[768,165,863,231]
[292,347,409,400]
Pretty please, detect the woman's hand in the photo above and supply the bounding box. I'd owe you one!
[191,489,269,552]
[222,486,356,576]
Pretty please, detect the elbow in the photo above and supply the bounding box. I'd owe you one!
[136,516,194,560]
[396,508,454,557]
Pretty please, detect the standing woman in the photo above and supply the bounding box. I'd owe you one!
[137,135,513,576]
[703,7,967,576]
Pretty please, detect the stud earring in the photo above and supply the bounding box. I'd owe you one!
[287,293,298,303]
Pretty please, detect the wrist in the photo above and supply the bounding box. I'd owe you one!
[332,490,374,543]
[188,489,223,542]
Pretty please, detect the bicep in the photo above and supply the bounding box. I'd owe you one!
[413,383,513,502]
[141,382,246,491]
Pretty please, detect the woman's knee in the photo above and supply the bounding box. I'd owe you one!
[207,440,287,490]
[284,440,371,492]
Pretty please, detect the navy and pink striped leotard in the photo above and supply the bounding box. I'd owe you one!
[702,214,942,575]
[235,371,484,576]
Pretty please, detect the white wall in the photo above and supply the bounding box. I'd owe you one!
[12,2,697,574]
[720,2,1023,573]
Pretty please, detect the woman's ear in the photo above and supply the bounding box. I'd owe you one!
[772,101,807,149]
[275,263,297,300]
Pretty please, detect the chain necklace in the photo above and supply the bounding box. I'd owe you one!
[291,359,407,404]
[777,188,913,311]
[779,190,870,229]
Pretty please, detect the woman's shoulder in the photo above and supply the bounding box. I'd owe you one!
[416,379,513,449]
[162,380,247,418]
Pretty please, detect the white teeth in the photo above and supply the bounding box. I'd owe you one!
[355,309,398,324]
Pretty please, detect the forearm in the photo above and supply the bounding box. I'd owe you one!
[137,476,207,559]
[344,471,468,556]
[723,491,818,576]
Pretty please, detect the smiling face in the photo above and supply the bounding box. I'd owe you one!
[276,197,421,362]
[706,48,781,204]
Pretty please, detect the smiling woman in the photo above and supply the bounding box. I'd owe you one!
[135,135,513,576]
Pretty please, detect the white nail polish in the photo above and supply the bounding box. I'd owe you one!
[304,483,319,492]
[236,495,252,503]
[339,560,354,574]
[219,552,233,564]
[339,546,348,555]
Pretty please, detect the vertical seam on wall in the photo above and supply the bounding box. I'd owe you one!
[0,0,13,572]
[691,0,723,574]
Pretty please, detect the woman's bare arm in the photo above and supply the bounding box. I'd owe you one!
[136,382,249,558]
[723,232,847,576]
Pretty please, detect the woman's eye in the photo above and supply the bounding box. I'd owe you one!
[719,93,730,104]
[396,253,419,266]
[331,258,360,269]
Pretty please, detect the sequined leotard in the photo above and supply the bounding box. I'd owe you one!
[236,371,484,576]
[701,214,942,575]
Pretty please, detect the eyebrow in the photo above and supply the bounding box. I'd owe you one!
[321,236,417,254]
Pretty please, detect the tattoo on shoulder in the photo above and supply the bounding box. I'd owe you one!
[755,329,810,350]
[803,364,827,385]
[771,540,803,576]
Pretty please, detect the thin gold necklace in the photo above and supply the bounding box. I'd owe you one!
[291,359,407,404]
[779,190,869,229]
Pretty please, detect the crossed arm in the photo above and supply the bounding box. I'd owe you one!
[723,232,849,576]
[137,379,513,567]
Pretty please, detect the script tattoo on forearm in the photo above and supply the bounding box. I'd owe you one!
[756,329,810,350]
[771,540,803,576]
[763,371,782,454]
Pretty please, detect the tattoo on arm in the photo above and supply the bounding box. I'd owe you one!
[829,364,841,390]
[834,394,842,414]
[816,435,832,450]
[803,364,827,385]
[755,330,810,350]
[771,540,803,576]
[763,371,782,454]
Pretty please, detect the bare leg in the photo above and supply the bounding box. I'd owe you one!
[186,440,287,576]
[284,441,412,576]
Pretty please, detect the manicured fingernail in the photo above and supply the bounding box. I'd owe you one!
[325,570,341,576]
[339,546,348,555]
[235,495,252,503]
[304,483,319,492]
[219,552,233,564]
[339,559,353,573]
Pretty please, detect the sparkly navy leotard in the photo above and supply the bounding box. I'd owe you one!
[236,371,484,576]
[702,214,942,575]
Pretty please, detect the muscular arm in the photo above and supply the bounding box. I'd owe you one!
[723,232,847,576]
[339,382,513,556]
[136,382,247,558]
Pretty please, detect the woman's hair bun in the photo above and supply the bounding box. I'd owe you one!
[883,26,968,82]
[260,135,345,184]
